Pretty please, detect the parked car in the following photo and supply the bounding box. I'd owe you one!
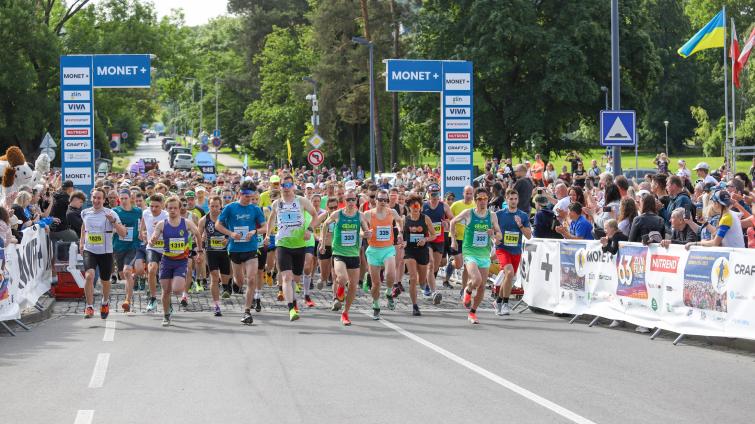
[161,137,175,149]
[623,168,657,182]
[142,157,159,172]
[163,140,176,151]
[169,146,192,167]
[172,153,194,170]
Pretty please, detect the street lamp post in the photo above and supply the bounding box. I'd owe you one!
[663,120,669,156]
[610,0,622,176]
[600,86,609,110]
[215,77,220,164]
[303,76,319,135]
[352,36,375,182]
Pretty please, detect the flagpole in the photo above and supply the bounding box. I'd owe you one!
[723,7,730,171]
[731,17,737,176]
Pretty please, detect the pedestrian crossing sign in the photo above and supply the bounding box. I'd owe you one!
[600,110,636,147]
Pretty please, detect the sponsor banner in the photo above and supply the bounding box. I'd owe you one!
[520,239,755,339]
[62,67,90,85]
[63,151,92,163]
[445,155,471,165]
[64,127,90,138]
[445,131,471,141]
[64,115,91,126]
[64,167,93,185]
[444,170,470,187]
[445,119,471,130]
[445,143,471,154]
[445,95,470,106]
[63,90,91,101]
[63,102,91,113]
[6,225,52,310]
[444,73,471,90]
[445,107,470,118]
[63,139,92,150]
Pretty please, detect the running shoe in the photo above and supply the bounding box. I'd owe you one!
[335,285,345,302]
[385,290,395,310]
[494,301,503,316]
[276,290,285,301]
[432,291,442,305]
[462,290,472,309]
[442,281,453,289]
[391,282,405,298]
[468,312,479,324]
[222,290,231,299]
[146,297,158,312]
[84,306,94,319]
[100,303,110,319]
[412,304,421,316]
[180,294,188,307]
[293,301,300,313]
[289,308,300,321]
[194,281,204,293]
[295,283,301,294]
[316,279,324,290]
[341,312,351,326]
[121,300,130,313]
[255,298,262,313]
[491,285,499,299]
[241,312,254,325]
[309,280,315,291]
[331,299,342,312]
[372,300,380,320]
[500,303,511,316]
[213,304,222,317]
[423,285,432,298]
[162,315,171,326]
[326,280,333,287]
[305,295,315,308]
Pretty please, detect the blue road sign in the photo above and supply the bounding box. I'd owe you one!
[201,134,209,144]
[212,137,222,148]
[600,110,636,147]
[188,129,193,136]
[213,129,221,138]
[386,60,443,92]
[93,54,151,88]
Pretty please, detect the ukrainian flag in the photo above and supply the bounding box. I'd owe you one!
[678,10,725,58]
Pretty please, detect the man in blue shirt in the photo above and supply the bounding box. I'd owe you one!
[556,203,594,240]
[494,189,532,316]
[215,181,266,325]
[112,189,143,313]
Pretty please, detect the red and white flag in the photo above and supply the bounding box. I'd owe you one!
[738,26,755,75]
[731,21,742,88]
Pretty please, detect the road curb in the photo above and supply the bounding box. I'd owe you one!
[9,296,56,327]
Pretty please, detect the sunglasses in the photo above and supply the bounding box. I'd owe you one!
[369,194,376,199]
[475,197,489,201]
[430,192,440,197]
[377,198,389,202]
[345,198,357,202]
[223,196,232,200]
[410,203,421,209]
[282,182,294,189]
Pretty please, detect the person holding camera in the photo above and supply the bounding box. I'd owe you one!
[660,208,698,248]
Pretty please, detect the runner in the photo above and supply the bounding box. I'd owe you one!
[198,195,230,317]
[215,181,267,325]
[447,186,475,293]
[317,197,339,293]
[112,189,142,313]
[449,188,503,324]
[422,183,452,304]
[150,196,203,326]
[265,175,320,321]
[139,193,168,312]
[186,190,207,288]
[319,189,370,325]
[363,190,403,320]
[401,193,436,316]
[131,191,148,291]
[80,188,128,319]
[300,192,322,307]
[494,189,532,316]
[179,196,202,305]
[388,187,407,298]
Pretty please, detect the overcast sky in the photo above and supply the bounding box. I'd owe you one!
[91,0,230,26]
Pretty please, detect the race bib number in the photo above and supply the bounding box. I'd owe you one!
[152,239,164,248]
[234,226,249,243]
[340,230,357,247]
[88,233,104,245]
[409,233,424,244]
[169,237,186,253]
[376,226,392,242]
[210,236,226,249]
[472,231,489,247]
[433,222,442,234]
[121,227,134,242]
[503,231,520,247]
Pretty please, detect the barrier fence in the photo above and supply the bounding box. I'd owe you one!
[517,238,755,342]
[0,225,53,334]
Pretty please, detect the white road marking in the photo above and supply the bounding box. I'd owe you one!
[373,315,598,424]
[88,353,110,388]
[103,320,116,342]
[74,410,94,424]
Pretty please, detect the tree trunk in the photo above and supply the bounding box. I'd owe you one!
[389,0,400,168]
[359,0,384,173]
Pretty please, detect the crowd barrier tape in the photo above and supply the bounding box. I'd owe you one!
[0,226,53,321]
[517,238,755,340]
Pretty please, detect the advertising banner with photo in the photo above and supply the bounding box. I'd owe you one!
[519,238,755,340]
[5,225,53,310]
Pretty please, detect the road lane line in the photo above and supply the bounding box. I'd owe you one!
[103,320,116,342]
[372,315,598,424]
[74,410,94,424]
[88,353,110,388]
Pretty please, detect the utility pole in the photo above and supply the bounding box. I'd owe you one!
[611,0,622,176]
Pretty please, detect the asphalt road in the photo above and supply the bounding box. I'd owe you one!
[4,302,755,424]
[126,136,173,171]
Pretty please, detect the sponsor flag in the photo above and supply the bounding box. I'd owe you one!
[738,26,755,71]
[678,10,725,58]
[731,21,742,88]
[286,139,292,166]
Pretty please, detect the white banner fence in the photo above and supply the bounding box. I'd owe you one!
[0,225,53,323]
[517,238,755,341]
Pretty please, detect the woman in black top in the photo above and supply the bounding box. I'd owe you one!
[401,194,436,316]
[628,193,666,243]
